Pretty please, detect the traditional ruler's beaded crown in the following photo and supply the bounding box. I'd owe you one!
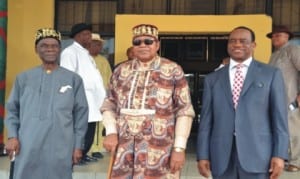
[35,28,61,45]
[132,24,159,39]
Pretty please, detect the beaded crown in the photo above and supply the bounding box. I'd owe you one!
[35,28,61,45]
[132,24,158,39]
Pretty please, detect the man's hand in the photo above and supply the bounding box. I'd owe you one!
[197,160,211,178]
[103,133,118,153]
[296,94,300,106]
[72,149,82,164]
[170,150,185,174]
[5,137,20,160]
[269,157,284,179]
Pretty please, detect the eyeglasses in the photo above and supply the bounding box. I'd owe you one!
[132,38,155,46]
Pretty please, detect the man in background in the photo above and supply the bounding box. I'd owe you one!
[114,46,135,69]
[60,23,106,164]
[88,33,112,159]
[267,25,300,172]
[126,46,135,61]
[5,28,88,179]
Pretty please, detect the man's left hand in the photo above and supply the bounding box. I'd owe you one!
[170,150,185,174]
[72,149,83,164]
[269,157,284,179]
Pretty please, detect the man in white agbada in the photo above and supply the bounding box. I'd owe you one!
[60,23,106,163]
[5,28,88,179]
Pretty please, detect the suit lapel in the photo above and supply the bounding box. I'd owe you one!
[240,60,259,97]
[220,65,234,107]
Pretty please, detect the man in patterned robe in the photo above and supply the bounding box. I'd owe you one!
[101,24,195,178]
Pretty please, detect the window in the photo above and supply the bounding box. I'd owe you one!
[272,0,300,32]
[55,0,117,36]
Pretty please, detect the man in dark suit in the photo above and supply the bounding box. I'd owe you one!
[197,26,289,179]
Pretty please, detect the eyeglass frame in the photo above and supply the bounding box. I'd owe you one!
[132,38,157,46]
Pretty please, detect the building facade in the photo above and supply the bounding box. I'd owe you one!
[6,0,300,139]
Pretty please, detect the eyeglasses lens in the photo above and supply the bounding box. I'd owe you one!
[132,39,154,46]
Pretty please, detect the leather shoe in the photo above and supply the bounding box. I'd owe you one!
[76,159,87,166]
[286,164,300,172]
[92,152,103,159]
[83,155,98,162]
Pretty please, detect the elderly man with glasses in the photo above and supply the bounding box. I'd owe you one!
[101,24,195,179]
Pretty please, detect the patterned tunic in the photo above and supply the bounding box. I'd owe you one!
[101,57,195,179]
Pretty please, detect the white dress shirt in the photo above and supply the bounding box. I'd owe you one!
[229,57,252,90]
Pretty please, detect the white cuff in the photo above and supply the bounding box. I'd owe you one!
[102,111,117,135]
[174,136,188,149]
[174,116,193,149]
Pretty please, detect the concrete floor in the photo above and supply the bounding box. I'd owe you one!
[0,153,300,179]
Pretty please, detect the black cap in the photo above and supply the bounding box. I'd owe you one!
[70,23,92,38]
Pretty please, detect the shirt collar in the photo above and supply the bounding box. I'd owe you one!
[229,57,252,70]
[277,42,290,51]
[73,41,88,52]
[132,56,161,71]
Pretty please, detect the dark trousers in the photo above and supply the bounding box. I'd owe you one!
[214,138,269,179]
[83,122,96,156]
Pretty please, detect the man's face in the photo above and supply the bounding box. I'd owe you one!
[35,38,60,64]
[132,36,160,62]
[271,32,289,49]
[88,40,103,56]
[127,47,135,60]
[227,28,256,63]
[76,30,92,48]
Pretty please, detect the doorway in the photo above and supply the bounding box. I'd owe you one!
[159,34,229,151]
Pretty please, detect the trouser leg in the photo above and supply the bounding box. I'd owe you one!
[214,138,268,179]
[83,122,96,155]
[288,110,300,167]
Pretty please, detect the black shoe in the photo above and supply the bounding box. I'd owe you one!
[92,152,104,159]
[83,155,98,162]
[76,159,87,166]
[0,152,7,157]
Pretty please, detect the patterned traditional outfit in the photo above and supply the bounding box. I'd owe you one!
[101,56,195,178]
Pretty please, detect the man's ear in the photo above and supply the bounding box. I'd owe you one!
[251,42,257,49]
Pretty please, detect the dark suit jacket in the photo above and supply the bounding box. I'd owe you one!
[196,60,289,176]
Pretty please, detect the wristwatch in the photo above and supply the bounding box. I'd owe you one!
[173,147,185,152]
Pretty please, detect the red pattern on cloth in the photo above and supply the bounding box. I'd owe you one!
[232,64,244,109]
[102,57,195,178]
